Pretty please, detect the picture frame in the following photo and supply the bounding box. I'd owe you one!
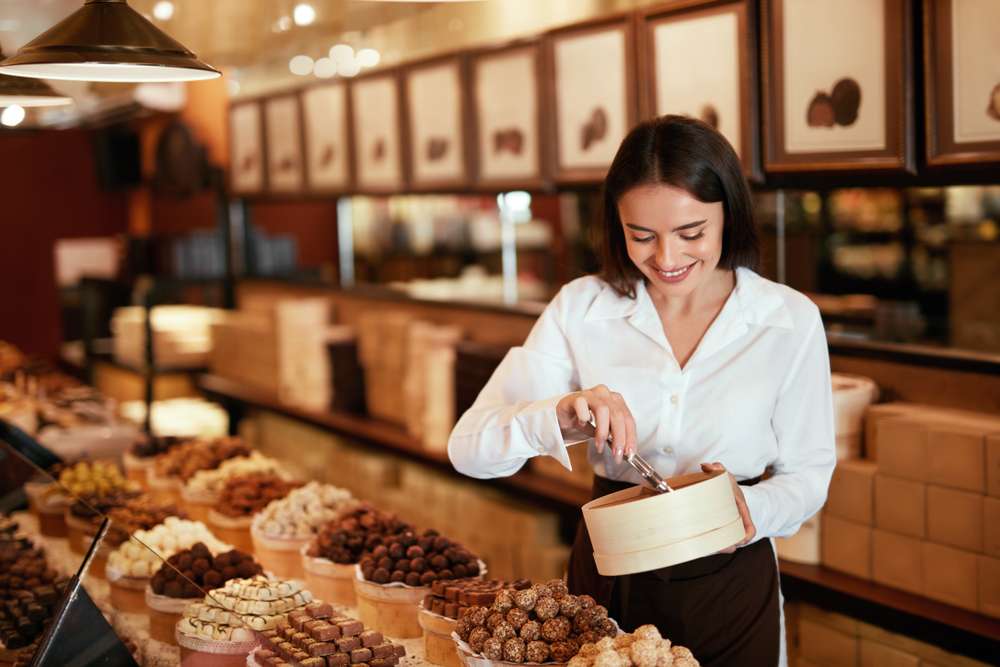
[301,82,353,192]
[469,40,547,190]
[762,0,913,173]
[228,101,265,194]
[924,0,1000,166]
[638,0,760,180]
[545,15,638,184]
[263,94,306,194]
[403,55,470,190]
[349,70,407,193]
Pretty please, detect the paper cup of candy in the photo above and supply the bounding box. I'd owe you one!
[250,525,310,578]
[105,565,149,614]
[180,486,218,525]
[122,451,154,489]
[25,482,68,538]
[582,470,744,575]
[418,605,460,667]
[353,567,430,639]
[145,586,194,646]
[207,510,255,554]
[147,468,183,505]
[65,511,99,556]
[300,543,357,607]
[176,630,260,667]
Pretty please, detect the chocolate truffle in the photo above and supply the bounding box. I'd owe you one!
[519,620,541,642]
[513,588,537,612]
[492,620,516,642]
[482,638,504,661]
[534,596,559,620]
[506,607,529,630]
[541,617,571,643]
[502,638,526,663]
[468,627,491,653]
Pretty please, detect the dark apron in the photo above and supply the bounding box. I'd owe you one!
[567,475,780,667]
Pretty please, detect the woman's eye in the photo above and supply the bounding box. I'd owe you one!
[680,232,705,241]
[630,235,655,243]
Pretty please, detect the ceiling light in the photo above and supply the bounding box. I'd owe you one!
[357,48,380,69]
[0,0,220,83]
[293,3,316,27]
[0,49,73,107]
[152,1,174,21]
[1,105,26,127]
[329,44,354,65]
[289,55,314,76]
[313,57,336,79]
[273,16,292,33]
[338,59,360,78]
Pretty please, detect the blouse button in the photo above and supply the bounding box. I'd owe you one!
[662,446,675,455]
[670,394,679,405]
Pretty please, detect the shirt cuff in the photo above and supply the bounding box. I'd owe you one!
[516,394,573,471]
[740,484,768,545]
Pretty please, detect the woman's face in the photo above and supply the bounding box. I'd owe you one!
[618,183,725,300]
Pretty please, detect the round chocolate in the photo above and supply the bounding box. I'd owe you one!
[482,637,503,661]
[519,620,541,642]
[492,620,516,642]
[506,607,529,630]
[513,588,537,611]
[534,596,559,620]
[468,627,491,653]
[541,617,571,642]
[526,640,550,664]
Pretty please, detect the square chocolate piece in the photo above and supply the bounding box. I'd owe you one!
[369,660,391,667]
[444,603,459,618]
[304,619,326,633]
[372,644,395,659]
[351,648,373,664]
[336,637,361,653]
[311,622,341,642]
[360,631,383,648]
[301,658,325,667]
[326,654,351,667]
[337,620,364,637]
[310,642,338,657]
[292,614,312,632]
[392,644,405,658]
[306,601,333,619]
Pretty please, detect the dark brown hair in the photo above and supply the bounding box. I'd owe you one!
[597,115,759,298]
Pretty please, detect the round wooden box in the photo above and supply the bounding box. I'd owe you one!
[353,570,429,639]
[581,470,744,576]
[250,525,309,579]
[418,607,460,667]
[146,469,183,506]
[176,632,259,667]
[180,487,217,525]
[300,544,356,607]
[145,586,195,646]
[207,510,255,554]
[25,482,68,538]
[65,512,99,556]
[122,452,153,489]
[106,568,149,614]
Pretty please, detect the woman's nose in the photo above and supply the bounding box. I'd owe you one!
[656,239,680,268]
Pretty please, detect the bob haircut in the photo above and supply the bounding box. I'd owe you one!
[597,115,760,298]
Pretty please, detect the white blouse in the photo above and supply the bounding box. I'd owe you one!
[448,267,837,542]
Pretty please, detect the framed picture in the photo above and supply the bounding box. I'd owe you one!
[763,0,913,172]
[263,94,305,193]
[924,0,1000,166]
[546,16,638,183]
[470,41,546,189]
[403,56,470,189]
[639,0,760,180]
[229,101,265,194]
[350,71,406,193]
[301,83,353,192]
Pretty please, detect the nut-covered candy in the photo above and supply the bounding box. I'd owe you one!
[468,627,491,653]
[486,612,505,631]
[492,589,515,614]
[526,640,550,664]
[577,595,596,610]
[493,620,516,642]
[545,580,568,600]
[534,596,560,620]
[519,620,541,642]
[633,625,661,642]
[560,595,583,618]
[482,637,504,661]
[514,587,537,611]
[541,617,571,642]
[506,607,529,630]
[629,639,660,667]
[502,638,526,663]
[550,640,578,663]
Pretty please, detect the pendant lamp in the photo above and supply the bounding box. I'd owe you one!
[0,50,72,106]
[0,0,220,83]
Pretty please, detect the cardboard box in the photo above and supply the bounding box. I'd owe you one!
[859,639,919,667]
[989,435,1000,498]
[873,530,924,596]
[876,417,928,481]
[979,555,1000,619]
[986,497,1000,558]
[926,485,983,552]
[864,403,916,461]
[874,475,926,538]
[826,460,877,525]
[822,514,872,580]
[798,618,858,666]
[922,542,978,611]
[927,423,986,493]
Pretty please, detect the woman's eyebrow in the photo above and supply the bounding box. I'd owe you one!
[624,220,707,233]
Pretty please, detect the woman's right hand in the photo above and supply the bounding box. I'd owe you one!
[556,385,637,462]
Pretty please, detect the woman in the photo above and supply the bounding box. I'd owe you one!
[447,115,836,667]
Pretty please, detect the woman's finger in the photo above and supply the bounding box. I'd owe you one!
[623,407,638,457]
[593,403,611,453]
[609,408,627,462]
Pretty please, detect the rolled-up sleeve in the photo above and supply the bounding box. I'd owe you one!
[448,290,580,480]
[741,308,837,541]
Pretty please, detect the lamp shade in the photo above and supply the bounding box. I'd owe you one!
[0,65,72,106]
[0,0,220,83]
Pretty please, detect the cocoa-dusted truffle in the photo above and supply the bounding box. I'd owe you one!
[534,596,560,620]
[514,587,537,611]
[502,638,526,663]
[468,627,491,653]
[482,637,504,661]
[526,640,550,664]
[506,607,529,630]
[519,620,541,642]
[541,617,571,642]
[493,620,516,642]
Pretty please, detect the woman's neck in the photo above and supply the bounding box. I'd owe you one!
[649,268,736,318]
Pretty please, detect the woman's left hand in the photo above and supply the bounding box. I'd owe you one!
[701,462,756,553]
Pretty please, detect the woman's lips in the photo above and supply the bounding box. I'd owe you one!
[652,262,696,284]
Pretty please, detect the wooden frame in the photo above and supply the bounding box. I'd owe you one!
[263,93,306,194]
[228,100,266,194]
[924,0,1000,166]
[638,0,761,181]
[401,54,472,190]
[762,0,914,173]
[468,39,548,191]
[348,69,408,194]
[300,81,354,193]
[544,14,639,184]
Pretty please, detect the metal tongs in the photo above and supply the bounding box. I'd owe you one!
[587,413,673,493]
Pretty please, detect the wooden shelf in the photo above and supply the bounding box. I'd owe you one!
[779,559,1000,659]
[196,374,591,510]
